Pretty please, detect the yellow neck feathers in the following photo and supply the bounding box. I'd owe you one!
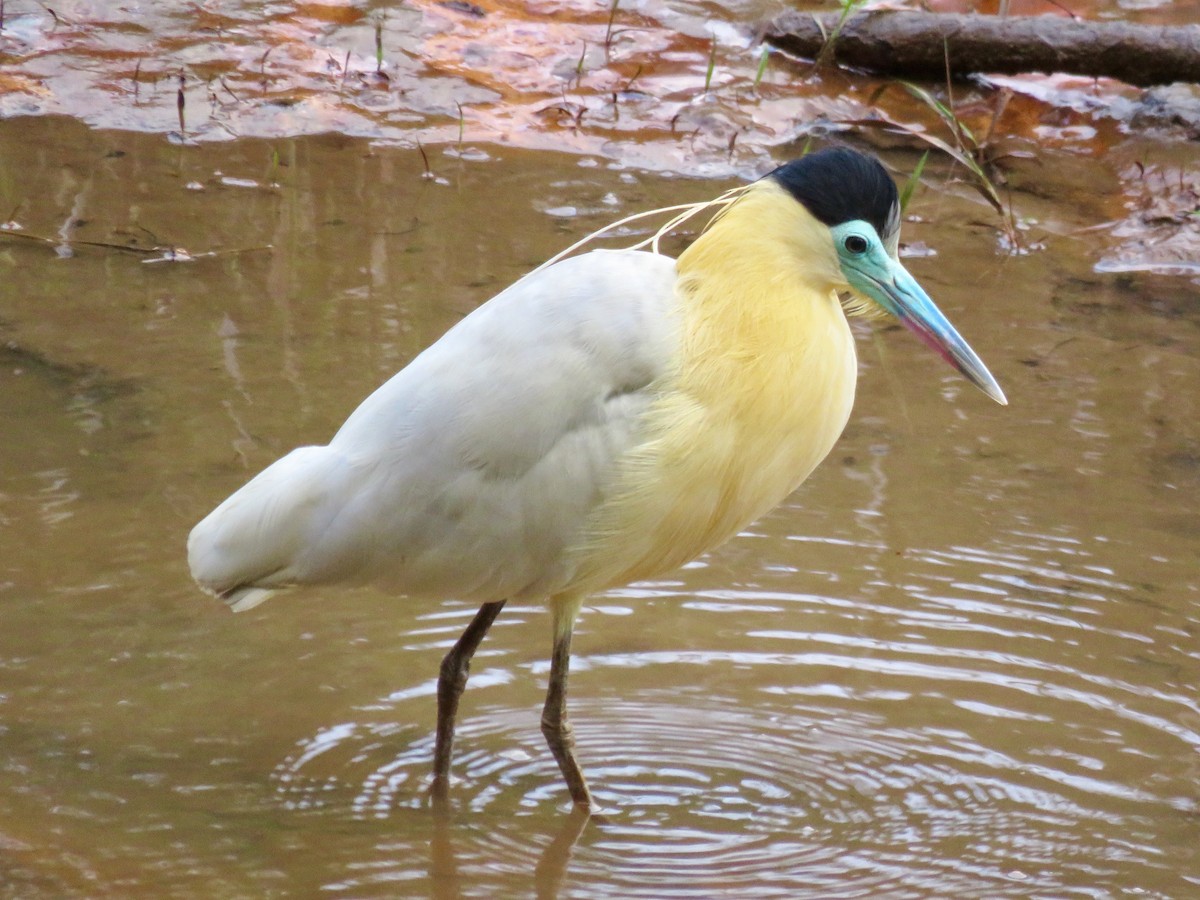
[673,180,853,417]
[566,180,859,599]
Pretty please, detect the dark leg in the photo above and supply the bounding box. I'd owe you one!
[540,624,595,808]
[431,599,506,802]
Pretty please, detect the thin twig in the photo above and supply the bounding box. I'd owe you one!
[0,227,272,259]
[176,71,186,137]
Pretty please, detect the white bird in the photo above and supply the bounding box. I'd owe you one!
[188,147,1006,809]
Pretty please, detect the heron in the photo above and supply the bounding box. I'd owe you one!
[188,146,1006,810]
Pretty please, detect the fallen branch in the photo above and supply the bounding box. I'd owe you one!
[762,10,1200,88]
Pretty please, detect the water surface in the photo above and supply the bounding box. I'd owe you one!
[0,110,1197,897]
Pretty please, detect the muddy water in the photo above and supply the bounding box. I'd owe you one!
[1,114,1198,898]
[5,0,1198,181]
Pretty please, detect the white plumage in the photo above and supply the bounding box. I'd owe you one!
[188,249,679,611]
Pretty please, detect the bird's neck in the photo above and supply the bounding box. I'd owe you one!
[675,182,845,346]
[671,182,854,415]
[565,184,858,595]
[662,178,858,505]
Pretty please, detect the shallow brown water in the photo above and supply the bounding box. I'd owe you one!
[1,111,1198,898]
[4,0,1199,182]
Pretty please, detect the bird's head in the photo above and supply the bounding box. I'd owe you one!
[770,148,1007,406]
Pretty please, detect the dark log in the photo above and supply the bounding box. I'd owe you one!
[761,10,1200,88]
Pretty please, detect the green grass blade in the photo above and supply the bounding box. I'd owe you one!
[754,46,770,88]
[899,150,929,213]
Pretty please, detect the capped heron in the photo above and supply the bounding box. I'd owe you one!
[188,147,1006,810]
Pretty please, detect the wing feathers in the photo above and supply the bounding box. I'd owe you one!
[188,250,681,608]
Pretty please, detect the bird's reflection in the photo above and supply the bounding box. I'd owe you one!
[428,806,592,900]
[429,812,461,900]
[533,807,591,900]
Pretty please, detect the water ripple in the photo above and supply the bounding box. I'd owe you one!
[273,684,1194,898]
[266,532,1198,897]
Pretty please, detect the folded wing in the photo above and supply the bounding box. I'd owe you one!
[187,250,680,610]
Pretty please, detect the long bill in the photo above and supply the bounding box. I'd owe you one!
[867,261,1008,406]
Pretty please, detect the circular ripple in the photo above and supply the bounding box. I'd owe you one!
[270,689,1185,898]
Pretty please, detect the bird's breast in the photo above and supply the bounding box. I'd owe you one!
[565,282,857,596]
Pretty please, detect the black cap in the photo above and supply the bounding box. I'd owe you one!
[769,147,900,246]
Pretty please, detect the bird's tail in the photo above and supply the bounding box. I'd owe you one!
[187,445,347,612]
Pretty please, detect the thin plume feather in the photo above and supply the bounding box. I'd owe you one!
[535,181,890,327]
[531,184,755,274]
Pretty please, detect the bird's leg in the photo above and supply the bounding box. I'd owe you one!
[431,599,506,802]
[540,621,595,809]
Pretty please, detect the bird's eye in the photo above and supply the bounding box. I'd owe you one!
[843,234,869,255]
